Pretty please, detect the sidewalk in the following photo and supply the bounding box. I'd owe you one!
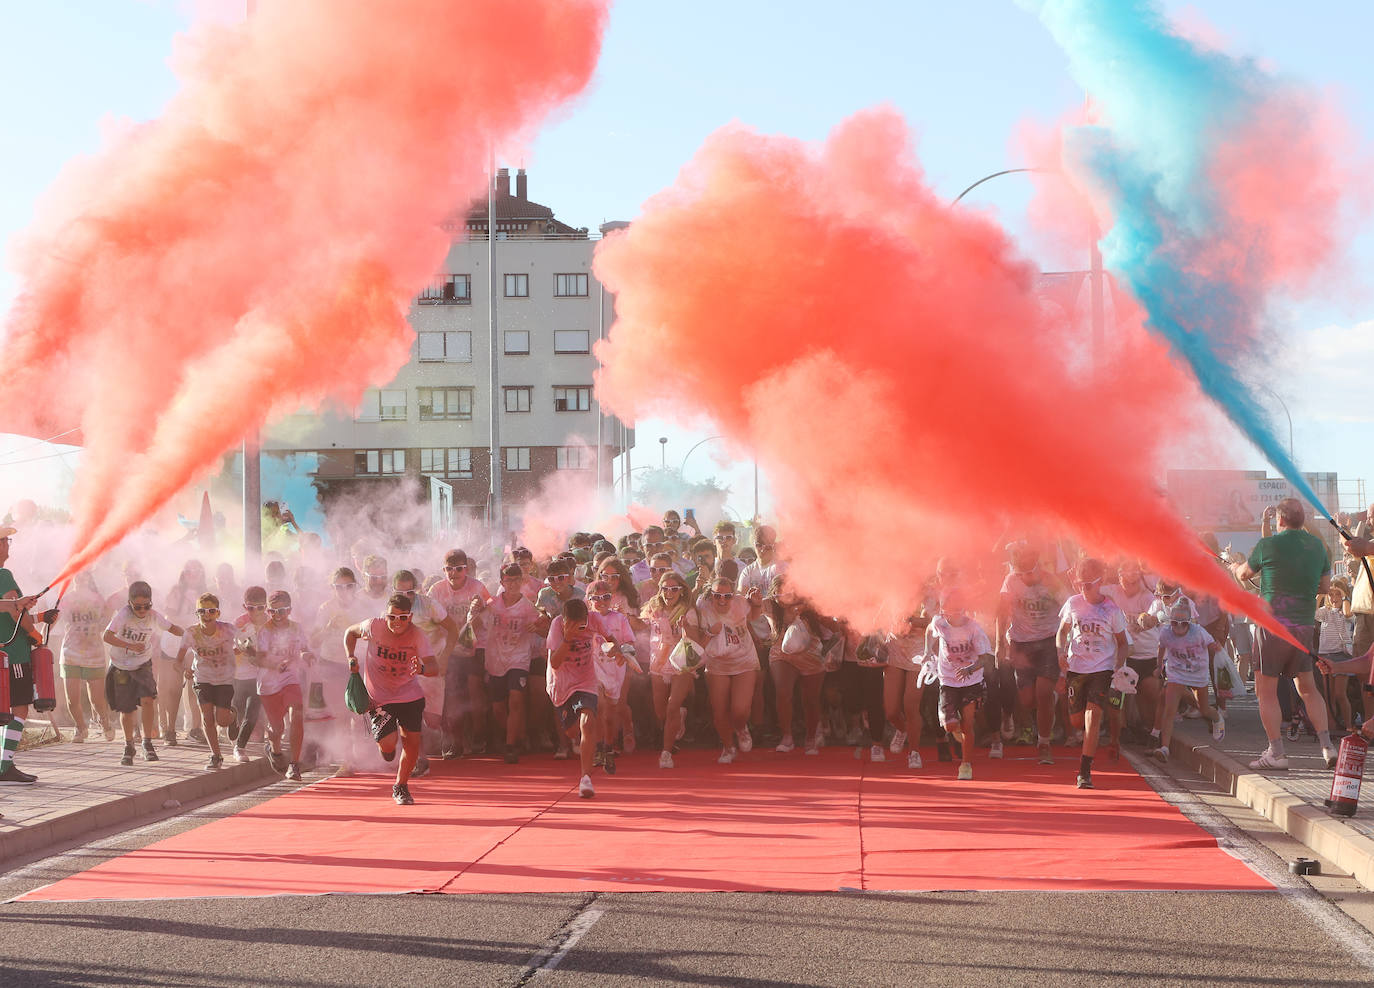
[0,729,275,866]
[1165,688,1374,889]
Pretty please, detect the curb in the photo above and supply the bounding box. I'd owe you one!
[0,759,276,866]
[1168,728,1374,890]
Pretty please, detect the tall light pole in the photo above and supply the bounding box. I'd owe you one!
[242,0,260,574]
[487,148,503,543]
[1258,384,1295,461]
[658,436,667,467]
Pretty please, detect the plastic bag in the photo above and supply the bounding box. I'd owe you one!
[819,633,845,672]
[781,619,812,655]
[667,637,703,673]
[1215,644,1247,698]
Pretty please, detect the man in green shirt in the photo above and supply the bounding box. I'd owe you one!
[1231,498,1332,773]
[0,526,53,787]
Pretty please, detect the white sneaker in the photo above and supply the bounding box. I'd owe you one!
[233,746,247,764]
[989,741,1004,760]
[870,744,885,762]
[658,750,674,770]
[1248,750,1289,771]
[907,750,923,769]
[889,729,907,755]
[1152,745,1169,762]
[1323,746,1338,769]
[1211,711,1226,741]
[957,761,973,781]
[718,747,736,764]
[775,736,795,753]
[579,774,595,798]
[737,728,753,753]
[804,741,820,756]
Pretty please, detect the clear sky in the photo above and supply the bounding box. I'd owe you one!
[1,1,1370,518]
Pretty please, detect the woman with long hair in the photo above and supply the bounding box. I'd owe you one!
[766,577,834,755]
[645,570,699,769]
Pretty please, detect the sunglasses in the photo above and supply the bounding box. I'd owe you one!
[710,592,734,601]
[599,572,620,580]
[651,566,670,574]
[196,607,220,615]
[645,541,666,552]
[130,603,152,612]
[398,589,418,598]
[662,585,683,594]
[549,574,571,582]
[385,612,412,622]
[444,564,467,572]
[756,543,775,551]
[715,534,736,542]
[268,607,292,615]
[245,603,267,611]
[589,593,613,602]
[333,582,357,590]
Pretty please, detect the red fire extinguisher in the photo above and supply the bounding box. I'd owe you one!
[30,606,58,714]
[0,649,11,727]
[1328,730,1369,818]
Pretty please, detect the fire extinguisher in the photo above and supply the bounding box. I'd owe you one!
[1327,730,1369,818]
[29,598,60,714]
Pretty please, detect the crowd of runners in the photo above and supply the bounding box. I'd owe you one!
[2,498,1372,807]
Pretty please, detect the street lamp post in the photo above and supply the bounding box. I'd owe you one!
[659,436,667,468]
[1258,384,1295,461]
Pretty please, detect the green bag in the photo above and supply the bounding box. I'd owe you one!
[345,670,373,714]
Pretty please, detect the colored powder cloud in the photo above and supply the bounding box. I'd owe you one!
[1033,0,1354,519]
[593,107,1290,638]
[0,0,608,585]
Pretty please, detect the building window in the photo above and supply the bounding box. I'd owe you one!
[357,389,407,421]
[418,387,473,421]
[417,331,472,363]
[503,386,532,413]
[356,449,406,476]
[553,330,590,354]
[420,447,473,479]
[554,273,588,297]
[503,273,529,297]
[504,330,530,355]
[553,386,592,412]
[504,447,531,471]
[417,274,471,304]
[556,446,594,470]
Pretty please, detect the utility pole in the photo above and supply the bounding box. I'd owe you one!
[487,149,503,543]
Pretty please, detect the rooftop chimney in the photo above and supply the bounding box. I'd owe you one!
[516,168,527,200]
[496,167,510,197]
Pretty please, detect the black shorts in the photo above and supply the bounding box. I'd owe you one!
[193,682,235,709]
[938,681,986,727]
[557,690,598,733]
[368,697,426,740]
[105,662,158,714]
[1010,636,1060,689]
[1126,658,1160,682]
[486,668,529,703]
[1066,669,1121,715]
[7,658,34,709]
[1256,625,1314,679]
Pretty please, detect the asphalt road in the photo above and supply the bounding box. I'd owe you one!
[3,778,1374,987]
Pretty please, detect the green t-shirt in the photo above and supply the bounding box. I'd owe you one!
[1247,529,1329,629]
[0,567,32,666]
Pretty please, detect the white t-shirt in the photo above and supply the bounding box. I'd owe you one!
[1316,605,1353,655]
[1104,584,1158,660]
[592,608,636,698]
[928,616,992,687]
[313,595,375,664]
[181,621,238,686]
[254,621,312,695]
[1159,623,1215,688]
[409,594,450,650]
[232,616,266,681]
[1058,595,1127,674]
[484,593,539,676]
[699,598,757,675]
[431,577,491,649]
[58,590,110,668]
[104,606,175,671]
[1000,572,1062,642]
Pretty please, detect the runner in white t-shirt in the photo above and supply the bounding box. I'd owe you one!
[429,549,492,757]
[345,592,438,806]
[882,612,929,769]
[485,564,540,764]
[56,571,114,742]
[995,542,1065,765]
[643,569,701,769]
[585,578,642,773]
[925,588,993,782]
[547,598,609,798]
[1152,601,1224,762]
[175,592,238,770]
[1056,558,1129,790]
[700,577,764,764]
[250,590,316,781]
[102,581,184,766]
[1103,559,1163,747]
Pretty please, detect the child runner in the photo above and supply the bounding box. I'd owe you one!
[485,564,540,764]
[230,587,269,762]
[925,588,993,781]
[547,598,605,798]
[536,558,586,760]
[102,581,184,766]
[430,549,492,758]
[1057,558,1129,790]
[1151,601,1224,762]
[586,578,640,772]
[57,571,114,742]
[252,590,316,781]
[700,577,764,763]
[884,612,930,769]
[345,592,438,805]
[177,593,239,770]
[996,542,1064,765]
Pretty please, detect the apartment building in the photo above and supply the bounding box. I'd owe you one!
[261,168,630,524]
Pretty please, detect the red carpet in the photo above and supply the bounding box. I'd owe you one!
[17,747,1270,901]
